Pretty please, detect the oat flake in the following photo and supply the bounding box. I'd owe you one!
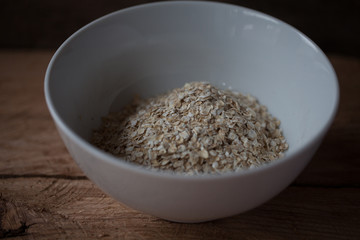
[92,82,289,174]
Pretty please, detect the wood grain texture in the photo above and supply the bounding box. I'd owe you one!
[0,51,360,239]
[1,178,359,240]
[0,51,84,177]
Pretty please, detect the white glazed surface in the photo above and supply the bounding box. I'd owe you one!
[45,1,339,222]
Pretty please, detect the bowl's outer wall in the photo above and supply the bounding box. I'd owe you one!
[57,122,325,222]
[46,2,339,222]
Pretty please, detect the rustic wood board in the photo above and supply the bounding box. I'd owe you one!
[0,51,359,239]
[0,51,83,177]
[1,178,359,239]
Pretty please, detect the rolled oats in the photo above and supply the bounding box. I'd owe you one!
[92,82,288,174]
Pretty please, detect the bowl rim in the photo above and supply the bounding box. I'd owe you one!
[44,0,340,180]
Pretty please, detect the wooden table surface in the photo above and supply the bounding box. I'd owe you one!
[0,51,359,239]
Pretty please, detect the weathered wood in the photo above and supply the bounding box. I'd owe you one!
[0,51,360,239]
[0,178,359,239]
[0,51,84,177]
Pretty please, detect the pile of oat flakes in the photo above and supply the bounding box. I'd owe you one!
[92,82,288,174]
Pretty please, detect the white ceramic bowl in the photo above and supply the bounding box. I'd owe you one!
[45,1,339,222]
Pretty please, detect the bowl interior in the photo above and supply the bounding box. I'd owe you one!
[47,2,338,160]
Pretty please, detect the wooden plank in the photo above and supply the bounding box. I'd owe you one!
[0,51,84,177]
[0,51,360,239]
[1,177,359,239]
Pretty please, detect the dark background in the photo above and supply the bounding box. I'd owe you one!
[1,0,359,57]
